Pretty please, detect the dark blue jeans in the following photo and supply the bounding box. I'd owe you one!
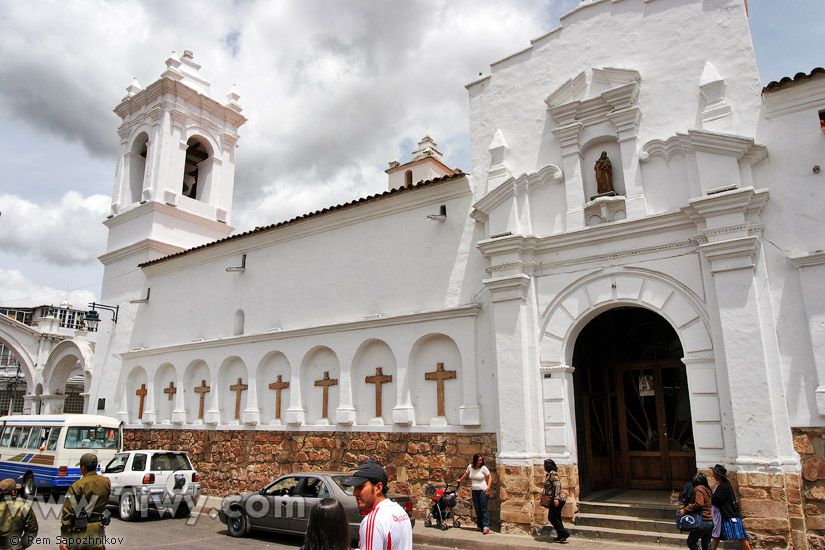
[687,519,713,550]
[471,489,489,530]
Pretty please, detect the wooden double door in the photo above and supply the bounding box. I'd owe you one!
[581,360,695,491]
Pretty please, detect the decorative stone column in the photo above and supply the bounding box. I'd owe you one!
[171,374,186,424]
[551,121,586,232]
[242,376,260,426]
[392,353,415,426]
[335,349,356,426]
[284,366,306,426]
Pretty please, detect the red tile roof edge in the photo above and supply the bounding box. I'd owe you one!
[762,67,825,93]
[138,171,467,268]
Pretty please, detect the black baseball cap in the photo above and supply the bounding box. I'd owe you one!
[342,460,388,487]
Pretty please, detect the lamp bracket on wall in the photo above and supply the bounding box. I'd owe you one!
[129,288,151,304]
[226,254,247,273]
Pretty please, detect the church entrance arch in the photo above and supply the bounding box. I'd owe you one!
[573,307,695,494]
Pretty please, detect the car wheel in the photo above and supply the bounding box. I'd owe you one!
[21,474,35,499]
[119,491,137,521]
[227,509,248,537]
[174,502,191,518]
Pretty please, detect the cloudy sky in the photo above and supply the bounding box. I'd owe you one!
[0,0,822,310]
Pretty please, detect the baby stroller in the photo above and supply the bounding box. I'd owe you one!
[424,483,460,531]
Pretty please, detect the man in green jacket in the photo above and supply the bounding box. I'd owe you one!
[59,453,110,550]
[0,478,38,549]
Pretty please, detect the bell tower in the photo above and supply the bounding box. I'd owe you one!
[91,51,246,417]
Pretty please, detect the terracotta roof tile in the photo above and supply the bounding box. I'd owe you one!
[138,171,466,268]
[762,67,825,93]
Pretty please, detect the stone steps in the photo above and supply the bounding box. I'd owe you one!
[576,512,675,533]
[566,523,686,547]
[560,498,685,546]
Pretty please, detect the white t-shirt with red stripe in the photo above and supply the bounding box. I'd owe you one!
[357,497,413,550]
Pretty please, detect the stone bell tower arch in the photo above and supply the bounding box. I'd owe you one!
[91,50,246,416]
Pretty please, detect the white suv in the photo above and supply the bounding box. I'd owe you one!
[102,450,200,520]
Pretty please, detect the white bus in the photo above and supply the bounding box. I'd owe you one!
[0,414,122,497]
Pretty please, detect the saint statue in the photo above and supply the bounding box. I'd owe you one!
[594,151,614,195]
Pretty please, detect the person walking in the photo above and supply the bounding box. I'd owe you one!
[542,459,570,544]
[342,460,412,550]
[457,453,491,534]
[679,472,713,550]
[301,498,351,550]
[59,453,111,550]
[0,478,38,550]
[710,464,751,550]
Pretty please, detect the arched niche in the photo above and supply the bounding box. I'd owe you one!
[181,135,215,201]
[217,356,248,424]
[125,367,149,424]
[351,339,397,426]
[183,360,212,424]
[300,346,340,425]
[153,363,178,424]
[582,137,624,199]
[234,309,245,336]
[257,351,291,425]
[408,334,462,426]
[129,132,149,204]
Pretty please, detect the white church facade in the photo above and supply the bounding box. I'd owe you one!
[1,0,823,546]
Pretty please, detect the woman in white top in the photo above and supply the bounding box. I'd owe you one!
[457,453,492,534]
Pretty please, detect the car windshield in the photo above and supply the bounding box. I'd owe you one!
[331,475,354,496]
[150,453,191,471]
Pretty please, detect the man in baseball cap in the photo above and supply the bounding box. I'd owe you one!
[342,460,411,550]
[0,478,38,549]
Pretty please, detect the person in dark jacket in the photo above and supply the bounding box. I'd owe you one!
[710,464,751,550]
[679,472,713,550]
[542,459,570,544]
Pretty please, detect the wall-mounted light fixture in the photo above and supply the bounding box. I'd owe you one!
[83,302,119,331]
[427,204,447,222]
[226,254,247,272]
[129,288,151,304]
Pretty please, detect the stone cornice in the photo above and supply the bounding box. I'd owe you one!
[477,210,695,259]
[539,363,575,375]
[789,251,825,269]
[763,74,825,119]
[98,239,185,266]
[681,355,716,365]
[103,200,236,234]
[119,304,482,359]
[471,164,563,218]
[699,236,760,274]
[642,131,768,167]
[482,274,531,303]
[114,77,247,129]
[683,187,769,222]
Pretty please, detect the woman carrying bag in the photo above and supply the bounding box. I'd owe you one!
[541,459,570,543]
[710,464,751,550]
[679,472,713,550]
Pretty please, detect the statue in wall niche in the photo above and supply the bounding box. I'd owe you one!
[594,151,614,195]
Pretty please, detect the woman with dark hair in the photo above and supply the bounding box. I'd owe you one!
[542,459,570,543]
[457,453,492,534]
[679,472,713,550]
[710,464,751,550]
[301,498,351,550]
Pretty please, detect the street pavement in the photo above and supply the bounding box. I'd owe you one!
[20,493,667,550]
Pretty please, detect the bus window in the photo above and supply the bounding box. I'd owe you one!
[65,427,121,449]
[46,428,60,451]
[16,427,31,448]
[0,427,12,447]
[9,427,22,448]
[25,427,42,449]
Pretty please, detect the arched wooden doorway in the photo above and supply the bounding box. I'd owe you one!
[573,307,695,495]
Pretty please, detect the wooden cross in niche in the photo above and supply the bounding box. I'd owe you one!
[135,383,147,420]
[230,378,248,420]
[163,381,176,401]
[424,362,456,417]
[365,367,392,418]
[314,371,338,420]
[194,380,210,420]
[268,375,290,420]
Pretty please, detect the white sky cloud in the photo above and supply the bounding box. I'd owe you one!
[0,269,97,309]
[0,0,821,305]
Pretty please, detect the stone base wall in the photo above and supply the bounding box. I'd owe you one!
[495,463,579,535]
[794,427,825,550]
[124,429,496,524]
